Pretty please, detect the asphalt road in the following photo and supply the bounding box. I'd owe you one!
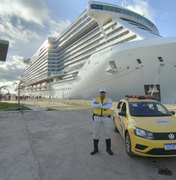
[0,109,176,180]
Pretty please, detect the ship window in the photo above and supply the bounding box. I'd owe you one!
[158,56,163,62]
[91,4,103,10]
[136,59,142,64]
[103,5,108,10]
[109,61,117,69]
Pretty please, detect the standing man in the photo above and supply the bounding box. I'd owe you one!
[90,88,114,155]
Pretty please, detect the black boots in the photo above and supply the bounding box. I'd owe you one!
[90,139,113,155]
[106,139,113,155]
[90,139,99,155]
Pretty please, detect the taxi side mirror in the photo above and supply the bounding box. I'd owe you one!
[171,111,175,115]
[118,112,126,117]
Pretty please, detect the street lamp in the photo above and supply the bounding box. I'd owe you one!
[13,81,24,108]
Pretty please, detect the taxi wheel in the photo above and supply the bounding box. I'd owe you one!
[125,133,134,156]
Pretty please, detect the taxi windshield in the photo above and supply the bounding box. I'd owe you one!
[129,101,172,117]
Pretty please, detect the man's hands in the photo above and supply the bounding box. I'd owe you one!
[92,102,109,109]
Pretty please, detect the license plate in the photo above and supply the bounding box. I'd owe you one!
[164,144,176,150]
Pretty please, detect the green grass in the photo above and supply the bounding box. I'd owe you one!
[0,102,31,111]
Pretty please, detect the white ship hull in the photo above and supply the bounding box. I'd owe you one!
[31,37,176,103]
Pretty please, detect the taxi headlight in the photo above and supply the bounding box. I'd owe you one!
[134,128,154,140]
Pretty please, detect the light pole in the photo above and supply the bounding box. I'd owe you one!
[17,82,22,108]
[13,81,23,108]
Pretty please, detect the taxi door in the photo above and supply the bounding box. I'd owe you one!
[118,102,128,138]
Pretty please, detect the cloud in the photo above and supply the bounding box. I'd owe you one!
[0,80,18,94]
[125,0,155,23]
[48,19,71,37]
[0,0,49,47]
[0,16,40,47]
[0,0,49,25]
[0,55,26,82]
[0,0,71,47]
[0,55,29,94]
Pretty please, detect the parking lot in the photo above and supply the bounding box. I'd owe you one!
[0,109,176,180]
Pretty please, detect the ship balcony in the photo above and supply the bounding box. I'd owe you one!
[49,71,66,78]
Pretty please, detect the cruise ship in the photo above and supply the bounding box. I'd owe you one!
[22,1,176,103]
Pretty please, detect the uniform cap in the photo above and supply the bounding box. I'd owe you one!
[99,88,107,93]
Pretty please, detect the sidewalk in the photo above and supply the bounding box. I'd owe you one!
[1,109,176,180]
[1,99,176,113]
[18,99,92,110]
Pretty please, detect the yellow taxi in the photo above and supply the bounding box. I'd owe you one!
[113,95,176,157]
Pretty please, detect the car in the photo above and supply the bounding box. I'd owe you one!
[113,95,176,157]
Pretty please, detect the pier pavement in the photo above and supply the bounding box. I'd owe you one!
[0,100,176,180]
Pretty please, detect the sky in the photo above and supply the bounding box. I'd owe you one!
[0,0,176,93]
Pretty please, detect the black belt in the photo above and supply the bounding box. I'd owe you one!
[94,114,111,118]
